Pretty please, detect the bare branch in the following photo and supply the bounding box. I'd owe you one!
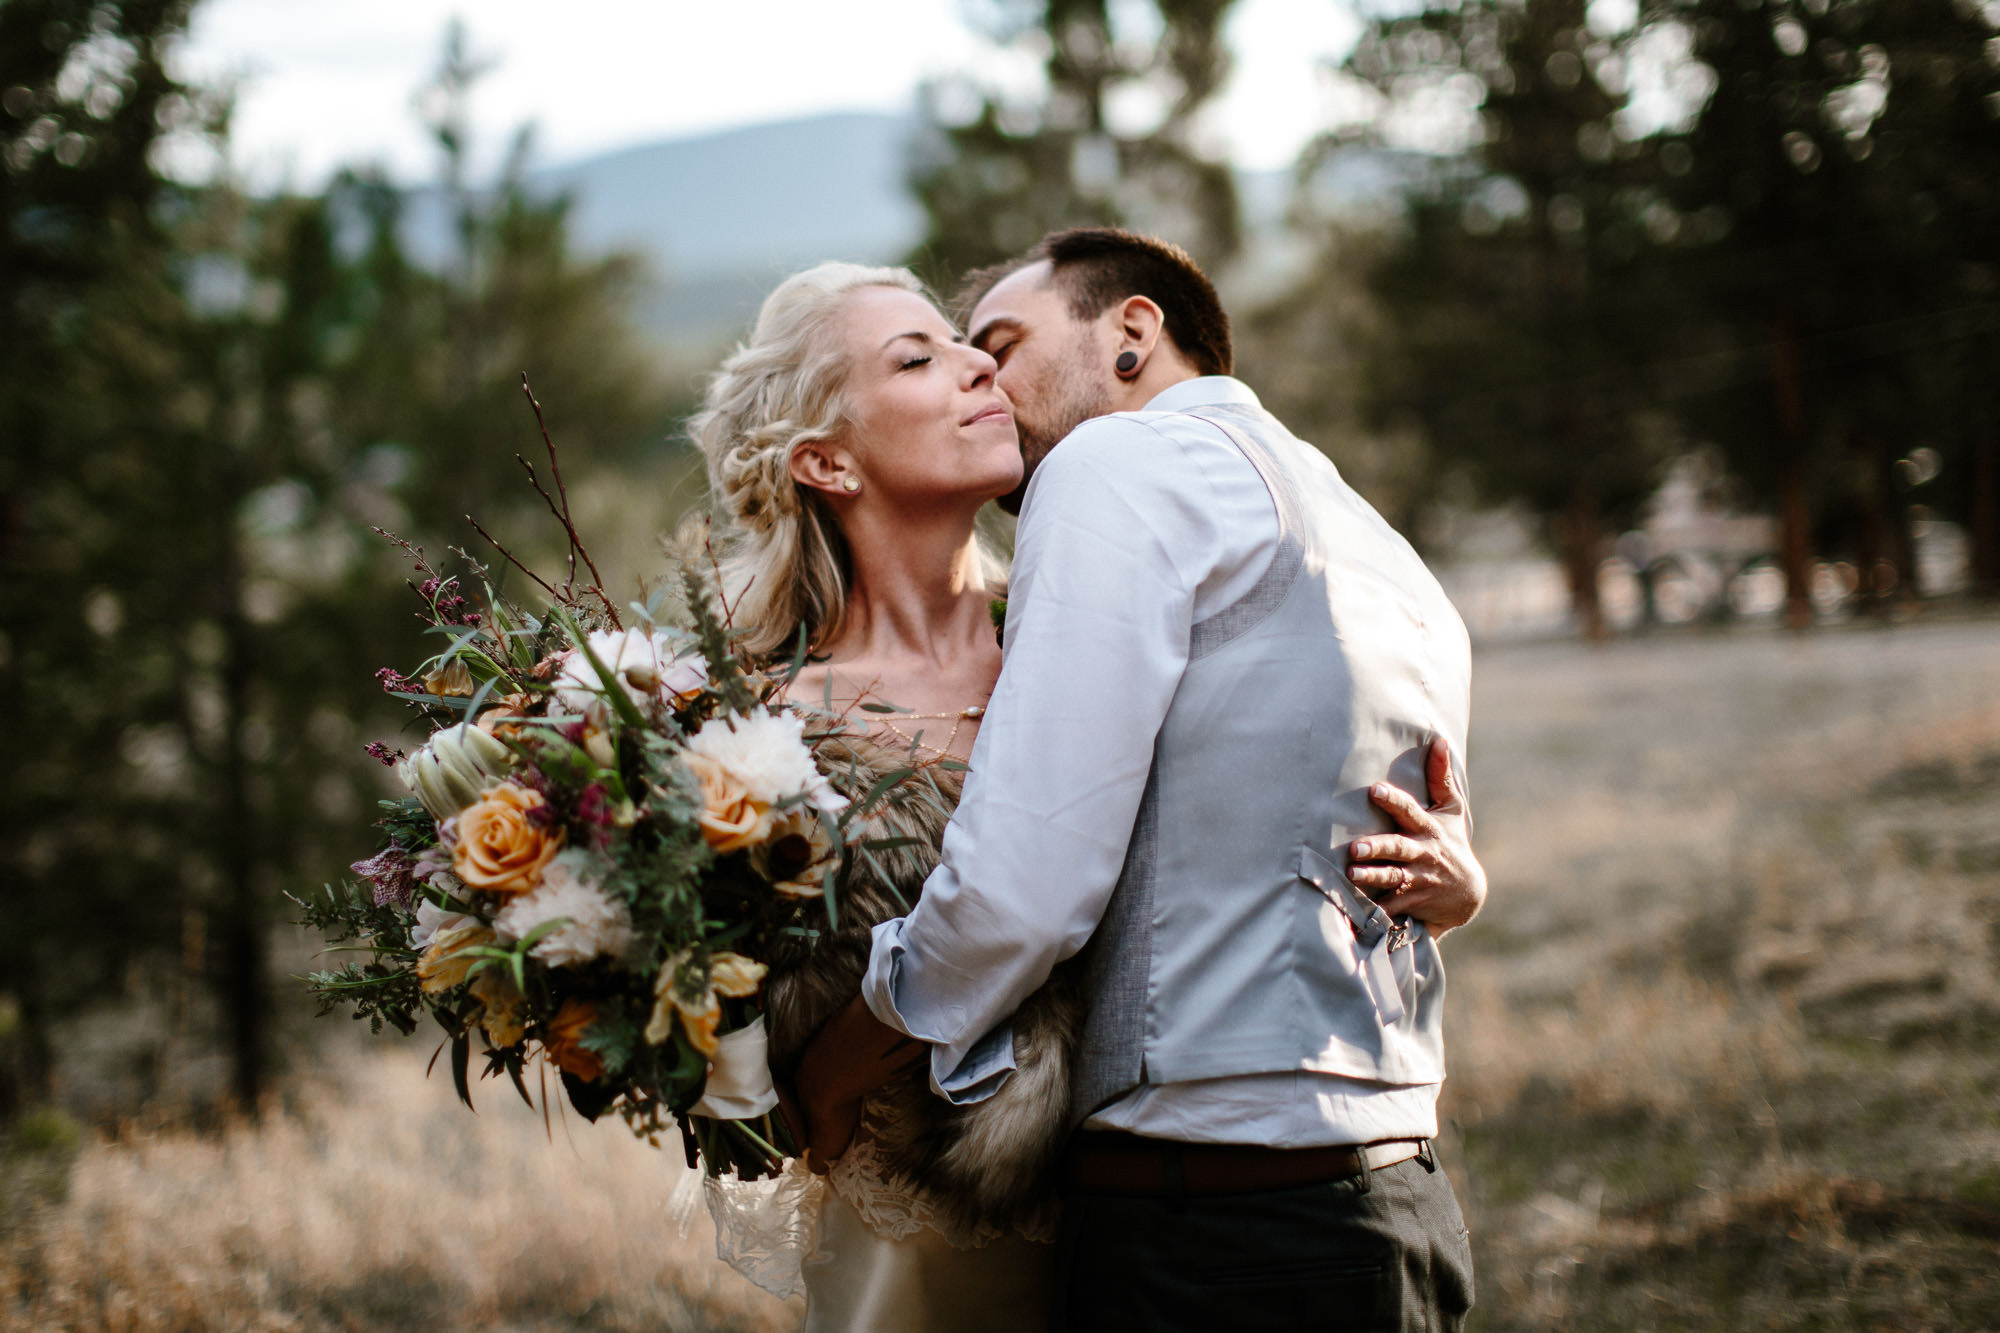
[702,524,744,629]
[515,454,576,591]
[465,514,561,600]
[519,374,613,604]
[371,526,440,580]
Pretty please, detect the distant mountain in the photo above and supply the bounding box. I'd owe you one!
[536,113,927,279]
[403,111,1421,345]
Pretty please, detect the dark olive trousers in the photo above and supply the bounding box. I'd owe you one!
[1052,1151,1475,1332]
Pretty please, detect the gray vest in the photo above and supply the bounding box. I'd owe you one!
[1070,402,1472,1127]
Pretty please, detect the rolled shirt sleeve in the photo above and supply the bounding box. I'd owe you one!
[861,409,1264,1099]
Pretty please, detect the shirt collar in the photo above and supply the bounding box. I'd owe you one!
[1142,375,1262,415]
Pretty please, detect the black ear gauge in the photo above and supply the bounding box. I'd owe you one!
[1115,350,1139,377]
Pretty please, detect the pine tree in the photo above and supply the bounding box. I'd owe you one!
[905,0,1242,289]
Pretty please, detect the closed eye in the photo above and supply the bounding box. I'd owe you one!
[898,355,933,371]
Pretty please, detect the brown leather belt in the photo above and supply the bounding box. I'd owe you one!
[1062,1131,1428,1198]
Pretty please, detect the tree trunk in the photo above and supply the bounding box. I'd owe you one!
[1855,456,1892,615]
[208,407,266,1115]
[1771,323,1814,630]
[1974,421,2000,601]
[1555,496,1607,641]
[0,978,56,1124]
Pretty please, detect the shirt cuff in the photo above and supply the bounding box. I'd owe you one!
[861,918,1018,1105]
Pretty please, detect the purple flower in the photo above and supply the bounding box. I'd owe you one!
[350,846,419,909]
[363,741,404,766]
[376,667,419,694]
[525,795,565,833]
[573,782,619,847]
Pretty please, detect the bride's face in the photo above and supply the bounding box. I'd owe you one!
[833,286,1023,507]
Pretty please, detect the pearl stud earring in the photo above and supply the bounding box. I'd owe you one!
[841,477,860,493]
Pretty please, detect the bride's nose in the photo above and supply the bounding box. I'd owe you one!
[959,344,997,389]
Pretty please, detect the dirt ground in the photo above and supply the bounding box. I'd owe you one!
[4,615,1998,1330]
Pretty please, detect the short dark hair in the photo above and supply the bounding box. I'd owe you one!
[956,228,1233,377]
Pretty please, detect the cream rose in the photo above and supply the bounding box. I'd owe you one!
[679,709,847,853]
[682,751,774,853]
[451,783,563,895]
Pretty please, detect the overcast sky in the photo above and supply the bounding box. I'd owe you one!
[174,0,1367,187]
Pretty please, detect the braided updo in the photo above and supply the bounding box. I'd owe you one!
[691,262,979,657]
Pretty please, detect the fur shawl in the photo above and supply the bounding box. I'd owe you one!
[762,734,1079,1234]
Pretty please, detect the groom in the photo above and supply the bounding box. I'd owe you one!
[808,229,1483,1329]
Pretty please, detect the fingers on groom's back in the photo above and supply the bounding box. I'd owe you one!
[1365,783,1441,838]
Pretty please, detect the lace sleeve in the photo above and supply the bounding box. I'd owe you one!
[825,1092,1054,1248]
[702,1160,827,1302]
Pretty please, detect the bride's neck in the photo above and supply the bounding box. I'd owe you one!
[824,501,990,665]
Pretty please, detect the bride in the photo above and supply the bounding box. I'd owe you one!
[690,261,1067,1330]
[688,261,1479,1330]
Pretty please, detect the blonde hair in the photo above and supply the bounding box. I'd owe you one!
[690,261,1001,657]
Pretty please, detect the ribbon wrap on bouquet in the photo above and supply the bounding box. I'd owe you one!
[690,1016,781,1119]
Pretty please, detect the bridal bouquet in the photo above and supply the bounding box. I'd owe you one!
[297,386,904,1180]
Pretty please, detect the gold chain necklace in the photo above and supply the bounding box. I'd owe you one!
[877,704,987,759]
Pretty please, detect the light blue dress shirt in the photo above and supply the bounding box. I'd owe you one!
[861,377,1439,1146]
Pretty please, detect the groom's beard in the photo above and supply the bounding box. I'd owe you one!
[995,358,1111,517]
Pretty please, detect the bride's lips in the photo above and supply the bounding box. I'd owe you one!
[961,403,1012,428]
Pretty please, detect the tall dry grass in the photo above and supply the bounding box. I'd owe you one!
[0,1051,795,1331]
[7,617,2000,1331]
[1436,619,2000,1330]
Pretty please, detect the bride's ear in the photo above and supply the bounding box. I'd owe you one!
[788,440,857,499]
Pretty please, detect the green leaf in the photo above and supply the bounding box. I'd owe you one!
[506,1058,535,1110]
[816,805,844,929]
[450,1032,473,1110]
[840,764,918,830]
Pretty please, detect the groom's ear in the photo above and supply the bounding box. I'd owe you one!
[1113,295,1166,375]
[788,440,853,498]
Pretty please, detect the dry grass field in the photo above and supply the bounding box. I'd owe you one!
[4,615,1998,1330]
[1444,617,2000,1331]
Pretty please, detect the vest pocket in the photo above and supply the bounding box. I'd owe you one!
[1297,844,1423,1030]
[1297,844,1388,947]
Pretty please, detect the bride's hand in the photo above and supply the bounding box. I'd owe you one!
[1345,737,1487,935]
[793,994,926,1171]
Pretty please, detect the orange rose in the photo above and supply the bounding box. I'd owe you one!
[542,998,603,1082]
[451,783,562,895]
[682,752,773,853]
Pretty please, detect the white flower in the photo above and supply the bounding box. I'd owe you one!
[492,849,634,968]
[409,896,478,951]
[683,708,848,816]
[554,629,706,715]
[397,723,515,821]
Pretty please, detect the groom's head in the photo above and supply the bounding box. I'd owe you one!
[959,228,1231,512]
